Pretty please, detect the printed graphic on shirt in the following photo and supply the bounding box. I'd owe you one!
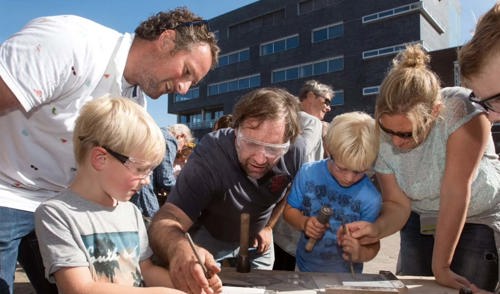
[81,231,144,287]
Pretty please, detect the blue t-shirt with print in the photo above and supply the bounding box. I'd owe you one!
[287,159,381,273]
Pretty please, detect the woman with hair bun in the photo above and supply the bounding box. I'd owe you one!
[349,44,499,292]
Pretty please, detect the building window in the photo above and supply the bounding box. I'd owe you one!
[363,86,380,96]
[208,74,261,96]
[217,48,250,67]
[332,89,344,106]
[362,2,421,24]
[175,87,200,102]
[299,0,335,15]
[180,113,203,129]
[362,43,408,60]
[362,2,444,34]
[312,22,344,43]
[260,35,299,56]
[229,9,285,38]
[272,56,344,83]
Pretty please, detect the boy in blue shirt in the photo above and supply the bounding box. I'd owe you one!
[283,111,382,272]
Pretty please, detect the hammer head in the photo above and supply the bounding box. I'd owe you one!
[236,254,251,273]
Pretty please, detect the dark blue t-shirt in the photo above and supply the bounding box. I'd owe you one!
[167,128,305,242]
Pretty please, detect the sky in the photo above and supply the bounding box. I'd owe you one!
[0,0,495,127]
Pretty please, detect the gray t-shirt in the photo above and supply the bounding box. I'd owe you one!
[34,190,151,285]
[375,87,500,216]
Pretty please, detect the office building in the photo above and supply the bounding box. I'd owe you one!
[169,0,461,138]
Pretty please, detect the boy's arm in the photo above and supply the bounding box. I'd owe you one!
[283,203,308,232]
[141,258,174,288]
[53,267,185,294]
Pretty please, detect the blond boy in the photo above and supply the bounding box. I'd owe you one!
[34,97,195,293]
[283,111,381,272]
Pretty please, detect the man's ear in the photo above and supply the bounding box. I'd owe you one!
[90,147,107,171]
[158,29,176,50]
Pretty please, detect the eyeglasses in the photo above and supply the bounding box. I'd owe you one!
[173,20,209,30]
[102,146,154,179]
[236,131,290,159]
[469,91,500,113]
[318,95,332,107]
[378,121,413,139]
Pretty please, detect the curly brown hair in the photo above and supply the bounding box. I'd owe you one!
[135,7,219,68]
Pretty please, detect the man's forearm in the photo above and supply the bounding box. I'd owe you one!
[148,204,190,264]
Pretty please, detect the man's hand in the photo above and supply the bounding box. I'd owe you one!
[254,226,273,253]
[169,244,221,294]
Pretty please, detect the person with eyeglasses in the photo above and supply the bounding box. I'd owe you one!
[273,79,334,271]
[458,2,500,124]
[348,44,499,292]
[33,97,195,294]
[283,111,382,273]
[0,7,220,294]
[149,87,305,294]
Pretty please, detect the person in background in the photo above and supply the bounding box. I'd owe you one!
[0,7,219,293]
[35,97,192,293]
[148,87,305,293]
[458,2,500,124]
[273,80,334,271]
[296,80,334,162]
[283,111,381,273]
[350,44,499,292]
[213,114,233,131]
[173,142,196,178]
[130,127,177,220]
[168,124,194,152]
[131,123,193,219]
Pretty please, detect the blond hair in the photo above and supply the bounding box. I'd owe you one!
[459,3,500,82]
[167,123,193,143]
[375,44,441,143]
[73,96,165,166]
[324,112,378,172]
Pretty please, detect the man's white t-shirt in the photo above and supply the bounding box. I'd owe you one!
[0,15,145,211]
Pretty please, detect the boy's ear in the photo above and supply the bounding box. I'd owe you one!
[90,147,107,171]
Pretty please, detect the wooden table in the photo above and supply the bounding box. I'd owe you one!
[219,268,457,293]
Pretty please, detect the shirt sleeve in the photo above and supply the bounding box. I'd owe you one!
[0,16,109,112]
[34,202,89,281]
[359,181,382,223]
[287,166,307,209]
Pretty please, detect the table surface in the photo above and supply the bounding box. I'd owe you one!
[219,268,457,293]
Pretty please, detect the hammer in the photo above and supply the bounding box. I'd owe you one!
[305,206,333,252]
[236,212,251,273]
